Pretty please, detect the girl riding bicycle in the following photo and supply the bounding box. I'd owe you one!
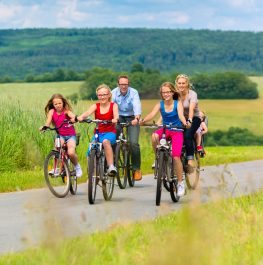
[77,84,119,176]
[40,93,82,178]
[140,82,188,197]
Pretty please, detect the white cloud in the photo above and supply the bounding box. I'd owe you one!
[0,3,21,21]
[56,0,89,27]
[0,0,263,31]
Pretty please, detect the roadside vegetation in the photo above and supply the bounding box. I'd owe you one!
[0,78,263,192]
[0,78,262,263]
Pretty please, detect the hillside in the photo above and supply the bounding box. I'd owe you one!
[1,28,263,79]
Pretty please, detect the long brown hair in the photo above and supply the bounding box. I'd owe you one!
[44,93,72,115]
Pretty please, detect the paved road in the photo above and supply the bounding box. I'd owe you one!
[0,160,263,255]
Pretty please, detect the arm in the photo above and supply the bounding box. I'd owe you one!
[45,109,53,127]
[177,101,188,127]
[140,103,160,124]
[131,90,142,126]
[112,103,119,123]
[39,109,53,131]
[66,110,77,123]
[188,90,198,123]
[77,104,97,121]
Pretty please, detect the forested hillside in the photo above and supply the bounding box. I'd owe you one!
[1,28,263,79]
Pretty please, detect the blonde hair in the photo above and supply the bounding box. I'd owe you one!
[175,74,193,92]
[96,84,112,102]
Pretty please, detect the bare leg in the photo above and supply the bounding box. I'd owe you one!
[103,139,114,166]
[173,156,183,182]
[67,139,78,166]
[195,132,202,146]
[151,133,159,153]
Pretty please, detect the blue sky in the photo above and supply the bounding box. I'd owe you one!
[0,0,262,31]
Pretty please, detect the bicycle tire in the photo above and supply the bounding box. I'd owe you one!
[88,149,99,204]
[115,142,128,189]
[68,160,77,195]
[170,178,180,202]
[163,155,173,192]
[101,156,115,201]
[44,151,71,198]
[185,152,200,190]
[127,151,135,187]
[156,151,165,206]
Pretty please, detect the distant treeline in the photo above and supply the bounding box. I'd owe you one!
[1,28,263,79]
[1,64,258,99]
[78,66,258,100]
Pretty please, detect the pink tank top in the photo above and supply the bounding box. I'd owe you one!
[52,110,76,136]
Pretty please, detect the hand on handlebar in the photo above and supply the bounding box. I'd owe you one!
[39,125,49,132]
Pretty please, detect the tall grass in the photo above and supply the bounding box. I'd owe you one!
[1,79,263,191]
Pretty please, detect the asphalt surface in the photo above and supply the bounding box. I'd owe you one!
[0,159,263,255]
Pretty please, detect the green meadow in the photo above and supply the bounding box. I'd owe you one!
[0,78,263,191]
[0,78,263,263]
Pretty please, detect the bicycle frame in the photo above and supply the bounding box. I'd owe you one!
[81,118,115,204]
[41,120,78,198]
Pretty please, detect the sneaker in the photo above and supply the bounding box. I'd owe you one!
[177,182,185,197]
[75,164,82,178]
[133,170,142,181]
[107,165,117,176]
[197,145,203,152]
[49,168,60,176]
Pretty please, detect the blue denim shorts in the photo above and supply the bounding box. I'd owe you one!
[86,132,116,157]
[60,135,76,143]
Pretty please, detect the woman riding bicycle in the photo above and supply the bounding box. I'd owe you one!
[40,93,82,178]
[175,74,201,172]
[140,82,188,197]
[77,84,119,176]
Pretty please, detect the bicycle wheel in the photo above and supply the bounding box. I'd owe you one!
[101,156,115,201]
[156,151,165,206]
[44,151,71,198]
[170,178,180,202]
[88,149,99,204]
[127,151,135,187]
[115,142,128,189]
[68,160,77,195]
[185,152,200,190]
[163,155,173,192]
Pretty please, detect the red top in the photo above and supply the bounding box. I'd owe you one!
[95,102,116,133]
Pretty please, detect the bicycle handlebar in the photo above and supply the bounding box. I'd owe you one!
[40,119,73,133]
[80,118,113,124]
[141,123,184,131]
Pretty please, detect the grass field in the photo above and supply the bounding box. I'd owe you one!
[0,77,263,192]
[0,78,263,263]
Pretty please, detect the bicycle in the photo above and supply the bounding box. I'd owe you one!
[115,121,135,189]
[143,123,183,206]
[81,118,115,204]
[41,120,79,198]
[181,139,200,190]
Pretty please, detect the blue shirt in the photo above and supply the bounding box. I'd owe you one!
[112,87,142,116]
[160,100,182,128]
